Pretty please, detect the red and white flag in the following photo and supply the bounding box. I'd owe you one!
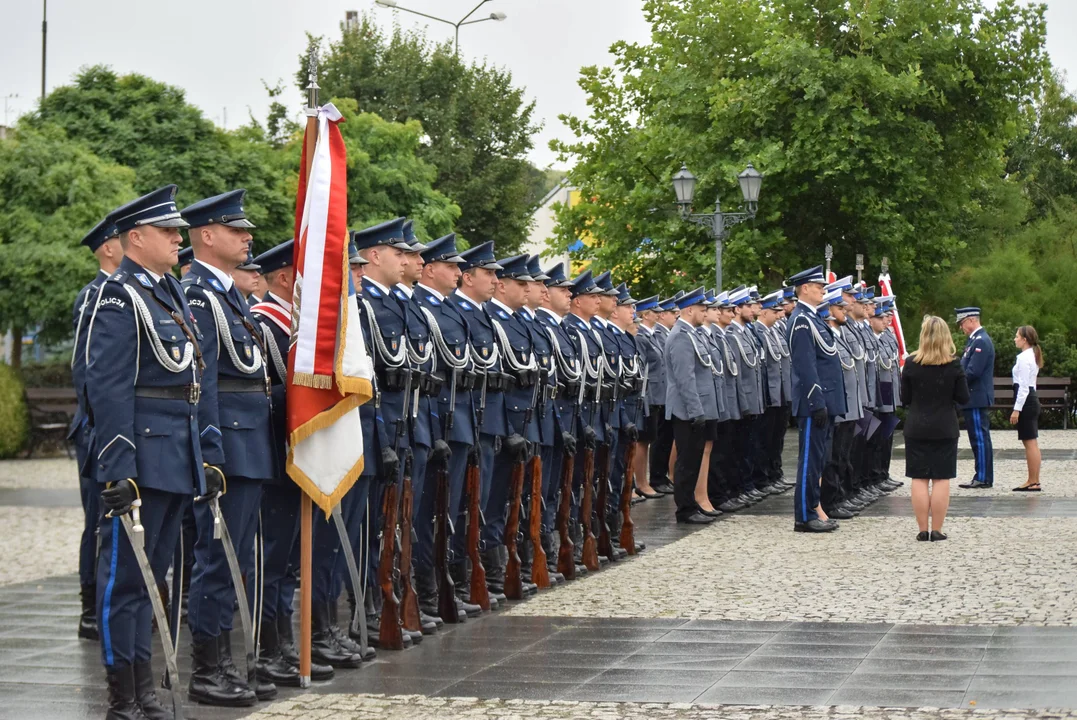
[286,103,373,512]
[877,273,907,368]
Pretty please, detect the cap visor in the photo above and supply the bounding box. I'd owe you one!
[350,256,370,265]
[406,242,429,252]
[152,218,191,228]
[433,255,466,264]
[223,219,257,229]
[389,240,415,251]
[482,260,504,271]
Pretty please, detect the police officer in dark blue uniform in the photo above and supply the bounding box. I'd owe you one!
[178,245,194,277]
[485,254,540,594]
[607,283,643,551]
[72,215,125,642]
[633,294,664,499]
[181,189,277,705]
[956,307,995,489]
[413,233,482,620]
[87,185,224,719]
[354,218,423,647]
[451,242,508,605]
[536,262,582,576]
[787,266,847,533]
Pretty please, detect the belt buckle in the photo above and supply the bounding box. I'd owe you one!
[188,383,201,404]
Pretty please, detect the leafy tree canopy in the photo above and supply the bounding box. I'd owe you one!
[302,13,541,253]
[550,0,1050,304]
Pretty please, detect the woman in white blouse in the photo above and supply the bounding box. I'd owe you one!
[1011,326,1043,491]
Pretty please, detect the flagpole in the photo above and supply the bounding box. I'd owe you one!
[297,48,321,690]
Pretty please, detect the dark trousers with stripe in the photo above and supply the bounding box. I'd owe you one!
[672,418,706,520]
[821,420,855,509]
[963,408,994,485]
[188,477,261,639]
[794,417,833,523]
[97,488,188,669]
[259,482,300,625]
[649,409,674,484]
[74,430,100,587]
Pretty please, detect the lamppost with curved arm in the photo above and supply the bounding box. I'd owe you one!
[374,0,506,55]
[672,163,763,289]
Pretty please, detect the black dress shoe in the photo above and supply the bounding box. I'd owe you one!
[916,531,930,541]
[718,498,747,512]
[677,512,715,525]
[700,507,723,517]
[652,482,675,495]
[929,530,948,541]
[78,584,99,641]
[825,507,855,520]
[634,487,660,499]
[959,481,992,489]
[794,519,838,533]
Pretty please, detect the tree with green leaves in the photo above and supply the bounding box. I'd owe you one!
[301,13,540,253]
[0,124,136,366]
[550,0,1049,303]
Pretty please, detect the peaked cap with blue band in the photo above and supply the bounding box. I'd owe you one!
[542,261,573,288]
[955,306,980,322]
[787,265,827,286]
[112,185,189,233]
[401,219,428,252]
[458,241,502,272]
[592,270,619,297]
[177,246,194,267]
[237,249,261,271]
[635,294,659,312]
[823,288,846,306]
[421,233,465,264]
[347,239,368,265]
[675,287,706,309]
[782,285,795,300]
[495,254,533,281]
[616,282,636,306]
[569,270,602,298]
[81,216,119,253]
[729,285,752,306]
[181,189,255,229]
[351,218,411,252]
[254,240,295,274]
[761,290,783,309]
[526,255,550,282]
[826,275,853,294]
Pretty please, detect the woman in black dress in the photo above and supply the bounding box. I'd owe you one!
[1011,325,1043,491]
[900,315,970,541]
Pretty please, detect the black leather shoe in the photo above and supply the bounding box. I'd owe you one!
[133,660,171,720]
[456,597,482,618]
[916,531,930,541]
[700,507,723,517]
[958,481,992,489]
[825,507,855,520]
[106,664,146,720]
[279,616,335,681]
[735,492,755,505]
[78,584,99,641]
[652,481,675,495]
[718,498,747,512]
[313,605,362,668]
[794,519,839,533]
[189,636,257,707]
[634,487,660,499]
[677,512,715,525]
[929,530,948,541]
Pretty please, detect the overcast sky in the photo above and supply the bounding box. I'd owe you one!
[1,1,1075,169]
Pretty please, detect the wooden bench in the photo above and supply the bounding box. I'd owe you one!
[990,376,1072,429]
[24,387,78,458]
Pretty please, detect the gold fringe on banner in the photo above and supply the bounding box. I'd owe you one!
[334,239,375,401]
[292,372,334,390]
[285,392,366,514]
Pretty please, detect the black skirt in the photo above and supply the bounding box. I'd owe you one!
[905,437,958,480]
[639,407,661,443]
[1017,387,1040,441]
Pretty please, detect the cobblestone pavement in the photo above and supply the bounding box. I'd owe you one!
[505,515,1077,626]
[889,459,1077,497]
[246,694,1077,720]
[0,506,81,586]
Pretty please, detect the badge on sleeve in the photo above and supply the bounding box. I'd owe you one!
[244,344,252,359]
[171,346,181,361]
[134,273,153,288]
[208,278,225,293]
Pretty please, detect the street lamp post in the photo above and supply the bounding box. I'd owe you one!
[672,163,763,289]
[374,0,506,55]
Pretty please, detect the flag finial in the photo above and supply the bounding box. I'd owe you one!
[881,256,889,275]
[306,47,320,112]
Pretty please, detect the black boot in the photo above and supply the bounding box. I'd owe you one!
[278,614,334,682]
[78,583,99,640]
[447,562,481,618]
[504,544,538,596]
[257,617,300,688]
[188,635,256,707]
[542,532,566,584]
[328,600,376,661]
[482,547,505,596]
[416,564,445,621]
[132,660,171,720]
[106,664,148,720]
[312,602,362,668]
[219,632,276,701]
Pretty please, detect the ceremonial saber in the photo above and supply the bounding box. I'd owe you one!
[208,496,257,694]
[331,505,369,650]
[107,501,184,720]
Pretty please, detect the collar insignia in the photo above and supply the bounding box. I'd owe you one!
[367,286,381,298]
[208,278,225,293]
[429,297,440,306]
[496,309,509,320]
[134,273,153,288]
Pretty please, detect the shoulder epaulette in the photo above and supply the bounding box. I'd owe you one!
[106,271,128,284]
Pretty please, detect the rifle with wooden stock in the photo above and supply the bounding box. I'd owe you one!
[554,438,576,579]
[398,452,421,633]
[595,440,615,562]
[464,447,489,611]
[618,437,637,555]
[578,433,599,572]
[431,440,459,623]
[502,435,528,600]
[376,451,403,650]
[527,453,549,588]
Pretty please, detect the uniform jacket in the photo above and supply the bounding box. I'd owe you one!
[536,308,580,437]
[712,325,742,422]
[727,321,764,416]
[520,308,558,446]
[787,302,847,418]
[487,299,540,442]
[614,325,645,428]
[853,320,879,409]
[395,285,437,448]
[362,277,412,450]
[591,317,625,430]
[69,270,110,468]
[451,290,508,438]
[250,292,292,482]
[758,322,784,409]
[86,257,221,495]
[415,284,476,446]
[832,325,864,424]
[637,324,666,408]
[563,313,610,443]
[774,322,793,405]
[698,326,728,421]
[961,327,995,408]
[664,319,719,421]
